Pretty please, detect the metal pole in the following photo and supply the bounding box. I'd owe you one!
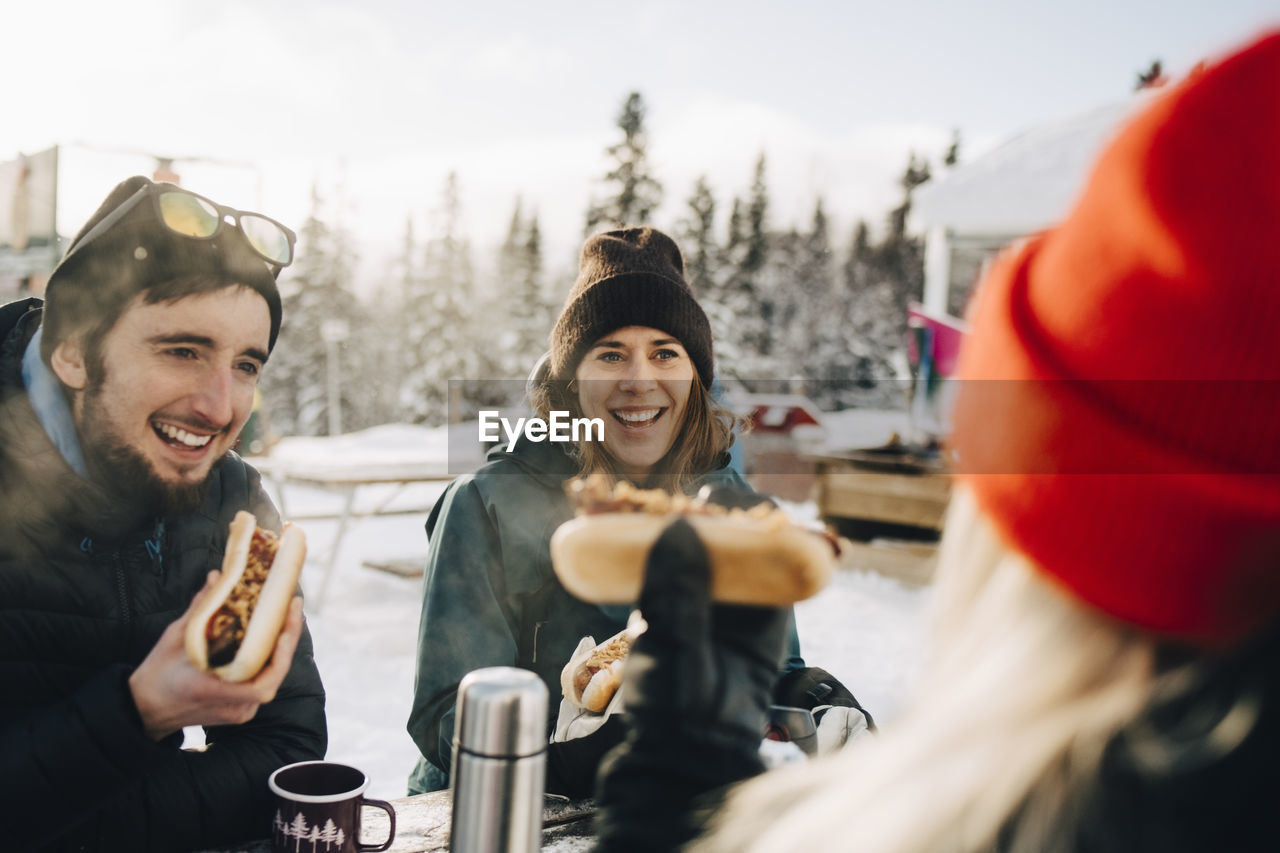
[326,337,342,437]
[321,319,349,437]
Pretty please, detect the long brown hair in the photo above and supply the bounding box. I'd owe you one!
[528,363,742,491]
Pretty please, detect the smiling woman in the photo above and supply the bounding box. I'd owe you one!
[406,226,820,802]
[527,227,732,489]
[572,326,695,481]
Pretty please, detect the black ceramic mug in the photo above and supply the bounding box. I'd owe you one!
[268,761,396,853]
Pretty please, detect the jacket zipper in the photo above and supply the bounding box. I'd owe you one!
[531,620,547,663]
[113,550,133,625]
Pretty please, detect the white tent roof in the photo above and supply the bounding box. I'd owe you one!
[913,90,1159,237]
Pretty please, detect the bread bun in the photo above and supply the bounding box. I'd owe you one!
[550,511,835,606]
[184,511,306,682]
[560,628,635,712]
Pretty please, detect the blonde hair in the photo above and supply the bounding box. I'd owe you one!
[528,369,741,492]
[699,486,1162,853]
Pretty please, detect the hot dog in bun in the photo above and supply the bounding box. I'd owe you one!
[184,511,306,682]
[560,624,642,713]
[550,475,838,606]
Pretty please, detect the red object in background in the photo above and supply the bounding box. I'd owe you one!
[906,305,968,442]
[907,304,967,378]
[733,394,827,503]
[746,401,822,434]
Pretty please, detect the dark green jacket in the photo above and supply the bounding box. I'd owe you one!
[406,437,803,795]
[0,299,327,852]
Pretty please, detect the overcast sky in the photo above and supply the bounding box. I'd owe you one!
[4,0,1276,284]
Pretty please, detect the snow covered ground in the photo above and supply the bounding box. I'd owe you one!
[254,411,933,800]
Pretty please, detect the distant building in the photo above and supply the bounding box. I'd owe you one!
[912,91,1158,320]
[0,143,263,301]
[0,147,59,298]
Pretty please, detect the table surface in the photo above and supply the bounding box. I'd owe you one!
[202,791,595,853]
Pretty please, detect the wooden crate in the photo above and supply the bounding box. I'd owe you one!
[813,451,951,585]
[816,465,951,530]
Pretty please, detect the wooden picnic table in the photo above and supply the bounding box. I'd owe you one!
[252,460,455,611]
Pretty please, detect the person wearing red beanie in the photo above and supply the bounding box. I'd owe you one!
[591,30,1280,853]
[950,32,1280,647]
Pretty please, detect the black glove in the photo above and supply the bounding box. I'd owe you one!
[595,518,791,853]
[772,666,877,732]
[545,715,628,799]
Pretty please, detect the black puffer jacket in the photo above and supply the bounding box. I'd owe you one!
[0,299,328,852]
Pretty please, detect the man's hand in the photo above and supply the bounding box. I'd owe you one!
[128,571,304,742]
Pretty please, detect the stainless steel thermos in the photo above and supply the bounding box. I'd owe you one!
[449,667,549,853]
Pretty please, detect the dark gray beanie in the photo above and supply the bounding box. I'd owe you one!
[40,175,284,362]
[549,227,713,386]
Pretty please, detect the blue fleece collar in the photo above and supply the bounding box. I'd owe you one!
[21,326,88,477]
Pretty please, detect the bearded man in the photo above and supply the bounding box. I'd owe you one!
[0,176,326,852]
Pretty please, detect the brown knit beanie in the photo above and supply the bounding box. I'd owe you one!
[549,227,714,386]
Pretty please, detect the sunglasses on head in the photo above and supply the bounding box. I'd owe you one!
[65,182,296,272]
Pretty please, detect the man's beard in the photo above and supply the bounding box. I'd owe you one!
[79,385,218,517]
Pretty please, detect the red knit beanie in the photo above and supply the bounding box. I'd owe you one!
[953,31,1280,647]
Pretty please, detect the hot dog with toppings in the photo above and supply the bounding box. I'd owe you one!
[561,627,637,713]
[550,475,838,606]
[184,511,307,682]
